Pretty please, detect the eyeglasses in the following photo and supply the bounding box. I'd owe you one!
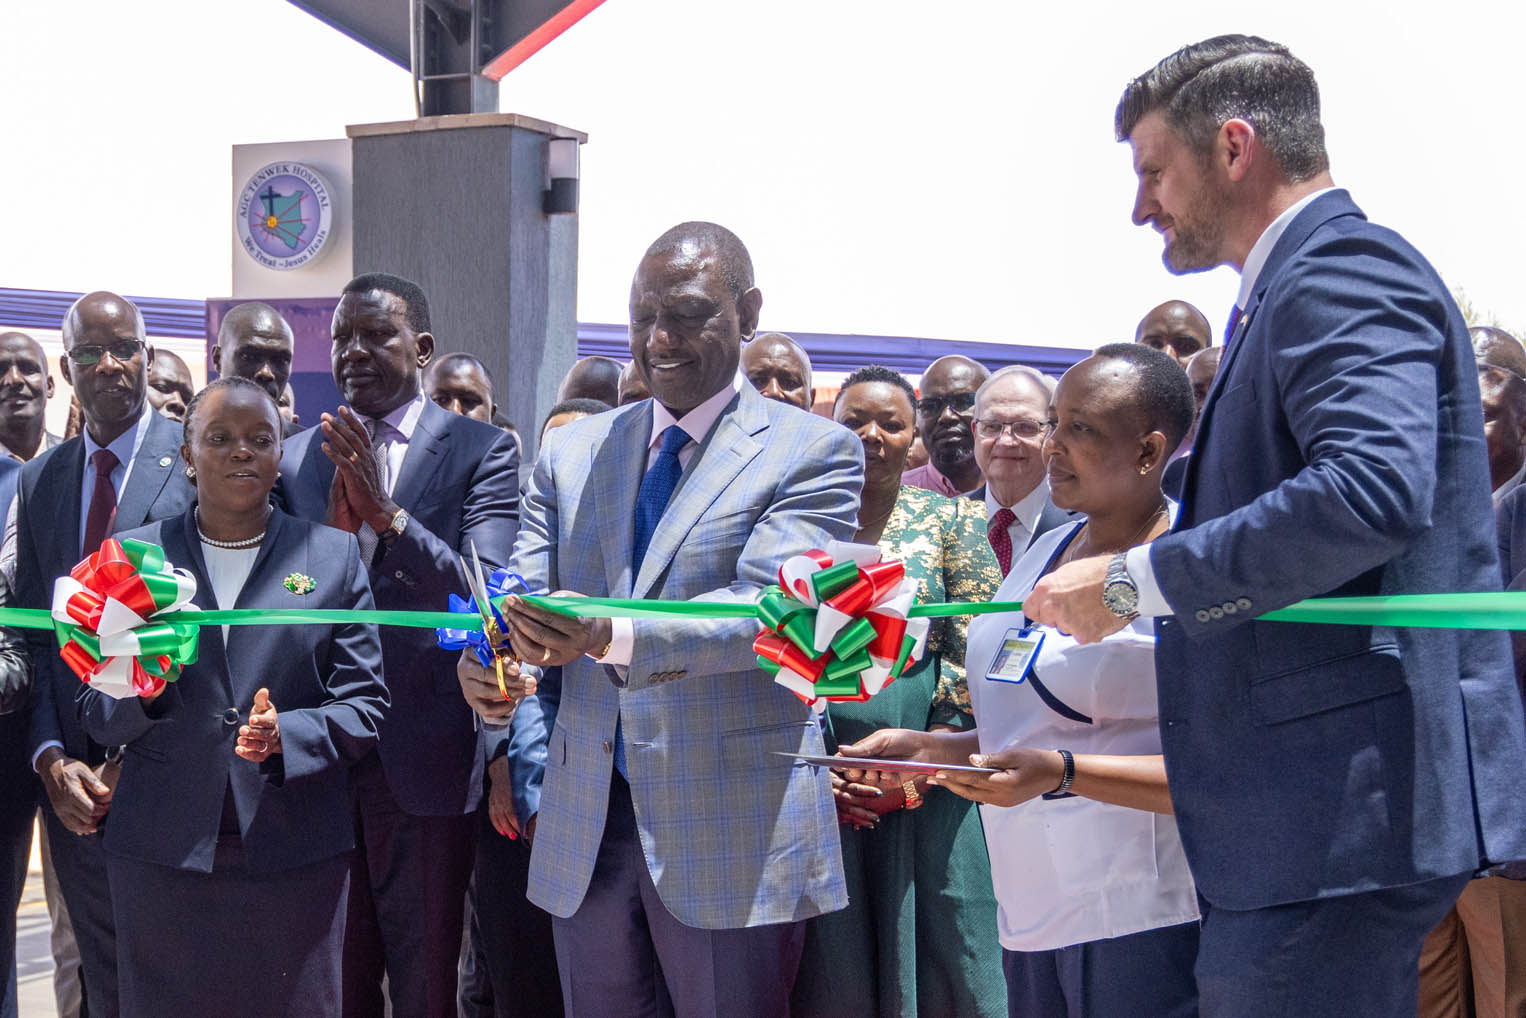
[974,418,1048,439]
[67,340,143,366]
[916,392,977,418]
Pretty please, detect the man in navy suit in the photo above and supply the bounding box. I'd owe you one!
[1026,36,1526,1016]
[278,273,519,1018]
[4,292,194,1018]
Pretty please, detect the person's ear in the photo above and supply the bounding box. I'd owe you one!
[59,354,72,388]
[1139,431,1169,475]
[45,374,55,399]
[209,344,223,377]
[1221,119,1256,183]
[737,288,763,341]
[144,344,156,368]
[415,332,435,370]
[808,387,818,410]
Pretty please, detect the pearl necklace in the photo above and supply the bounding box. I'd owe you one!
[196,506,270,550]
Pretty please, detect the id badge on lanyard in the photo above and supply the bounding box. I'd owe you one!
[985,626,1045,684]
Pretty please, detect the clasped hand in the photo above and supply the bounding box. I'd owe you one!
[321,405,398,534]
[456,650,538,720]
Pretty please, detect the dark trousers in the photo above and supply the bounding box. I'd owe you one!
[1196,872,1472,1018]
[43,810,116,1018]
[0,715,34,1018]
[341,751,476,1018]
[1003,920,1200,1018]
[459,803,563,1018]
[109,839,349,1018]
[551,773,805,1018]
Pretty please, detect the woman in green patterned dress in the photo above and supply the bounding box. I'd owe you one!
[792,365,1007,1018]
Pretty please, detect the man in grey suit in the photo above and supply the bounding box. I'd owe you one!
[971,366,1074,575]
[460,222,863,1018]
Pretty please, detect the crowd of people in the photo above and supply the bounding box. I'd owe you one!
[1,31,1525,1018]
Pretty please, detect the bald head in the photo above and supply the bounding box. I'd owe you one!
[60,291,152,446]
[214,301,294,400]
[642,221,754,301]
[557,356,623,406]
[1185,346,1222,419]
[1473,327,1526,379]
[1135,300,1212,365]
[146,349,195,422]
[742,333,814,411]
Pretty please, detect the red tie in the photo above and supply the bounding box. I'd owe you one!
[83,448,119,555]
[989,507,1016,577]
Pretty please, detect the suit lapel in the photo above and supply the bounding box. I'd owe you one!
[163,508,236,705]
[597,407,653,598]
[1182,190,1365,515]
[38,440,85,566]
[115,414,179,532]
[391,401,449,512]
[633,389,765,598]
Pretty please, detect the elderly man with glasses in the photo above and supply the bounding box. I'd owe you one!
[902,355,990,497]
[969,365,1076,576]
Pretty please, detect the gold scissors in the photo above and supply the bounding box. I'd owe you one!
[458,540,519,702]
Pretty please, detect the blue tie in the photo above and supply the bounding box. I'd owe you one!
[614,424,692,777]
[1224,304,1244,346]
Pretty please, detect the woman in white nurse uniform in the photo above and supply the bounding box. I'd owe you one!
[839,344,1203,1018]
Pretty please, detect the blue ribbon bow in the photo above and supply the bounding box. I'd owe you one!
[436,568,526,666]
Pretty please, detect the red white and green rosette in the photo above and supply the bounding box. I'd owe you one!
[753,541,930,713]
[51,539,199,699]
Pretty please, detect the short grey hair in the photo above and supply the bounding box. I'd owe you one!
[974,364,1054,416]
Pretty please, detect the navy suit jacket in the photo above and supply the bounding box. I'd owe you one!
[14,412,195,765]
[277,398,519,815]
[78,509,388,873]
[1152,190,1526,909]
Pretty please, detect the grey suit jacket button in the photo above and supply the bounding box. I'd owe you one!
[222,707,240,726]
[602,740,612,755]
[393,570,406,580]
[1195,609,1211,623]
[1236,597,1252,611]
[1208,606,1224,620]
[1222,601,1238,615]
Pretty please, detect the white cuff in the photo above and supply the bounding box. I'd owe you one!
[31,740,63,774]
[594,617,634,666]
[1126,543,1174,618]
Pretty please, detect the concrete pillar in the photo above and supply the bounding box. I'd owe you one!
[346,112,585,461]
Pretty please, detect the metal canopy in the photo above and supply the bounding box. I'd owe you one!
[288,0,607,114]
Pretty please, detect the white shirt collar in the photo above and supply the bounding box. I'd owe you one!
[1236,186,1338,311]
[984,477,1050,538]
[376,391,427,441]
[650,375,742,452]
[83,403,154,473]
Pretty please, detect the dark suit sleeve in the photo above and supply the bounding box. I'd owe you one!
[17,483,66,758]
[623,424,864,691]
[1496,488,1526,693]
[0,570,31,716]
[271,535,389,785]
[78,677,162,747]
[376,430,519,601]
[1151,234,1447,638]
[507,665,560,824]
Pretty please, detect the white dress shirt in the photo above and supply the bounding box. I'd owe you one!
[984,478,1051,553]
[596,376,743,666]
[369,392,428,497]
[1127,187,1337,617]
[201,539,260,641]
[968,522,1199,950]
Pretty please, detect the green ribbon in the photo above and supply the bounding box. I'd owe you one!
[11,592,1526,634]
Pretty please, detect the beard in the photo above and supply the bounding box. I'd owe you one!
[1162,177,1230,274]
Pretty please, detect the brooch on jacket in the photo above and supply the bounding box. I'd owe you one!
[284,572,316,595]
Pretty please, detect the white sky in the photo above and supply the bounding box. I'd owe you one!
[3,0,1524,349]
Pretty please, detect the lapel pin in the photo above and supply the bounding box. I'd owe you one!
[158,456,172,467]
[284,572,316,595]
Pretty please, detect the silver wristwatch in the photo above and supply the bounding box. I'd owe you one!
[1101,552,1139,620]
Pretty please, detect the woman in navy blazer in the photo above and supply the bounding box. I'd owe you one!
[77,377,388,1018]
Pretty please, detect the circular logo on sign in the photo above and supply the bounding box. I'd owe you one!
[236,162,334,271]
